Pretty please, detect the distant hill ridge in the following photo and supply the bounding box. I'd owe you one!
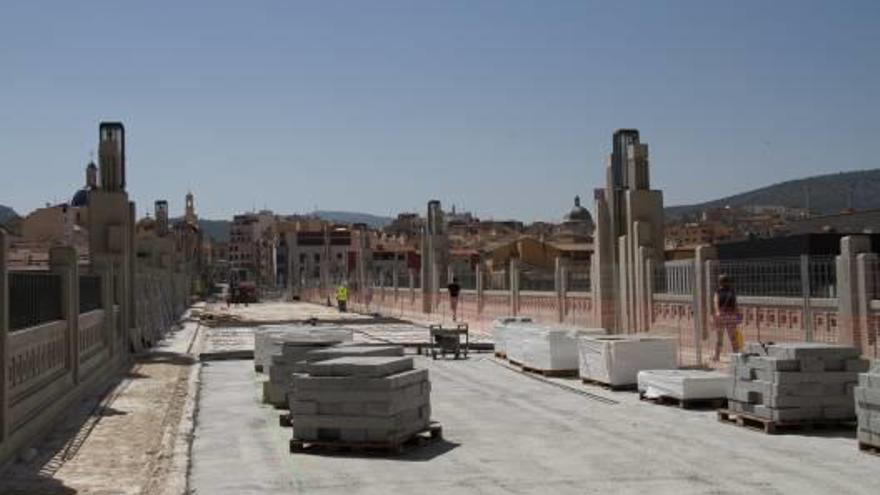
[666,169,880,219]
[0,205,19,225]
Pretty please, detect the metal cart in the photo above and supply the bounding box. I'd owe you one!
[428,323,470,360]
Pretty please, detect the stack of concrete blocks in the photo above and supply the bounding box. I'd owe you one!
[578,335,677,387]
[638,370,729,400]
[491,317,533,358]
[261,327,355,407]
[290,356,432,446]
[727,342,869,423]
[255,325,354,373]
[855,361,880,448]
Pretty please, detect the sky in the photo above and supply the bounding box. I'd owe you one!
[1,0,879,223]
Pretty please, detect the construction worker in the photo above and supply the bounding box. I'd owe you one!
[336,284,348,313]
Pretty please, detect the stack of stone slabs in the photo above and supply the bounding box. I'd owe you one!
[578,335,677,387]
[261,327,355,407]
[727,342,869,423]
[638,369,729,400]
[255,325,354,372]
[856,361,880,448]
[491,317,533,358]
[290,356,431,446]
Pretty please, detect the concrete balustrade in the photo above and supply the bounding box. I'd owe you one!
[0,237,193,466]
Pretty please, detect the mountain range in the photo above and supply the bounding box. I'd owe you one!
[665,169,880,219]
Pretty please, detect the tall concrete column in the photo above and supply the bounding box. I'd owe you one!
[856,253,877,356]
[555,257,567,323]
[50,246,80,383]
[694,245,717,366]
[0,229,9,441]
[94,258,116,357]
[409,268,415,305]
[838,236,871,350]
[510,258,520,316]
[392,261,399,302]
[475,262,484,316]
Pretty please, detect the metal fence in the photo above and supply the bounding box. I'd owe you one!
[653,260,695,295]
[712,256,836,298]
[486,271,509,291]
[520,269,555,292]
[9,272,64,331]
[79,275,102,313]
[567,269,591,292]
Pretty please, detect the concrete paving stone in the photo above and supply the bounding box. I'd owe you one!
[846,359,871,373]
[857,413,880,432]
[291,380,429,404]
[854,386,880,406]
[307,356,415,378]
[763,343,861,360]
[291,404,430,431]
[745,356,802,372]
[770,371,859,386]
[752,404,824,422]
[858,428,880,446]
[858,373,880,389]
[292,368,428,392]
[821,405,856,420]
[304,345,405,362]
[764,394,854,409]
[290,392,430,417]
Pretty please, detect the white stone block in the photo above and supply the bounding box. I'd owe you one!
[578,335,677,387]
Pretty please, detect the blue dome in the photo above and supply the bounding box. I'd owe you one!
[71,188,89,207]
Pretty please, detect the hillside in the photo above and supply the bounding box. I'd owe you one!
[666,169,880,219]
[311,210,392,229]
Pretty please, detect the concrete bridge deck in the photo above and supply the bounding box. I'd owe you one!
[0,302,876,494]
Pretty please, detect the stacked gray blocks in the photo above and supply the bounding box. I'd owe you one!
[856,361,880,447]
[265,343,404,407]
[290,356,432,445]
[727,342,868,423]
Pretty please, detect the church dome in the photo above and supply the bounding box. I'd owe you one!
[565,196,592,224]
[71,188,89,207]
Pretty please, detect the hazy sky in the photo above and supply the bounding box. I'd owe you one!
[1,1,878,222]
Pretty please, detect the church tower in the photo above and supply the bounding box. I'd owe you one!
[184,191,197,225]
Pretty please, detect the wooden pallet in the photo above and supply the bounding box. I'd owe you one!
[494,352,507,359]
[522,366,578,378]
[508,359,522,367]
[289,422,443,455]
[717,409,855,435]
[859,442,880,456]
[639,393,727,410]
[254,364,264,373]
[580,377,637,392]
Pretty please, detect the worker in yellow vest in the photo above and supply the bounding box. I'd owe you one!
[336,284,348,313]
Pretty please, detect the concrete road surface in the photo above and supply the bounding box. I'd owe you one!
[190,355,877,495]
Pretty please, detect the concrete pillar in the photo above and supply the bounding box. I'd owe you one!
[94,258,116,357]
[0,229,8,441]
[856,253,877,356]
[693,245,716,366]
[555,257,566,323]
[510,258,520,316]
[646,257,655,332]
[800,254,814,342]
[431,261,441,313]
[50,246,80,383]
[475,262,484,316]
[392,261,399,303]
[408,268,415,306]
[838,236,871,350]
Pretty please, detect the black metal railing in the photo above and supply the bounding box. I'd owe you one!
[79,275,102,313]
[9,272,64,331]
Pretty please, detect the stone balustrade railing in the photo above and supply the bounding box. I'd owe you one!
[0,231,193,465]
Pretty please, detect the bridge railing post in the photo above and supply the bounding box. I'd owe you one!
[50,246,79,383]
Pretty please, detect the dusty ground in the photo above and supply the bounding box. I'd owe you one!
[0,318,201,495]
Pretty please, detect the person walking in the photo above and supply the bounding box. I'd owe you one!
[447,277,461,322]
[336,283,348,313]
[713,274,740,362]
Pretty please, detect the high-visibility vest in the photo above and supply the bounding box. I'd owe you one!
[336,286,348,302]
